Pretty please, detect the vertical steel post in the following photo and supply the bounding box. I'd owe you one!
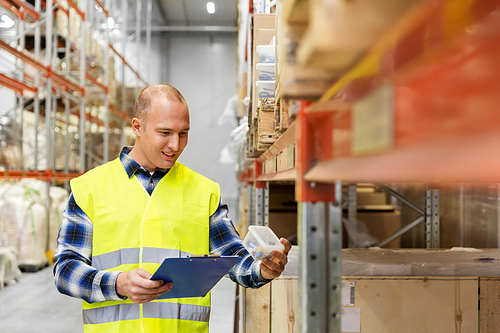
[347,184,357,247]
[120,0,127,148]
[299,201,329,332]
[79,0,87,172]
[425,187,440,248]
[103,1,110,163]
[45,0,54,257]
[146,0,152,83]
[64,4,71,174]
[329,181,343,332]
[135,0,142,94]
[296,101,339,332]
[34,0,41,170]
[247,183,254,227]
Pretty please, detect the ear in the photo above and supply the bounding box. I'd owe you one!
[131,118,142,137]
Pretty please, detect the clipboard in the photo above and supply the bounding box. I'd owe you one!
[150,256,241,299]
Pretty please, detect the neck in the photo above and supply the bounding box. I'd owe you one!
[128,146,157,173]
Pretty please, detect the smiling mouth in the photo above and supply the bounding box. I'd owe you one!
[162,151,176,158]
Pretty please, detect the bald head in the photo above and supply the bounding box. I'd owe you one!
[134,84,188,127]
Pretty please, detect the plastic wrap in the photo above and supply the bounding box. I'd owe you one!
[0,180,69,267]
[0,115,23,169]
[0,247,22,288]
[219,119,248,172]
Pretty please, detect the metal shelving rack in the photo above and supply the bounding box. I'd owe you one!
[238,0,500,332]
[0,0,151,258]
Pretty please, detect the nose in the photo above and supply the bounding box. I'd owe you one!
[167,134,180,152]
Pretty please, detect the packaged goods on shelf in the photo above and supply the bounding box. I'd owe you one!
[69,8,82,47]
[0,182,47,268]
[256,63,275,81]
[250,14,275,121]
[55,2,69,37]
[22,111,80,171]
[116,86,139,119]
[0,116,23,170]
[256,97,276,145]
[0,180,69,268]
[108,78,119,108]
[296,0,418,70]
[276,0,337,99]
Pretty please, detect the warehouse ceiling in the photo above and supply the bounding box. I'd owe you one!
[156,0,237,27]
[144,0,238,32]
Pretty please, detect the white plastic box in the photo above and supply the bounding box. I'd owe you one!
[256,45,275,63]
[256,63,276,81]
[256,80,275,99]
[243,226,284,261]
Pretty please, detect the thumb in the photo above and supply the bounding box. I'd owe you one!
[280,238,292,255]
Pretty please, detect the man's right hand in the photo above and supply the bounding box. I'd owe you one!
[116,268,173,304]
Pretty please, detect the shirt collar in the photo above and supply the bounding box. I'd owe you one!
[119,146,169,179]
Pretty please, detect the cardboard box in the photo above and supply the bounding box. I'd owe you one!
[344,210,401,248]
[269,212,297,242]
[356,192,387,206]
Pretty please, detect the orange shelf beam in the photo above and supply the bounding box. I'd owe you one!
[109,43,148,85]
[10,0,39,20]
[0,39,82,94]
[66,0,84,19]
[0,169,81,181]
[0,73,37,95]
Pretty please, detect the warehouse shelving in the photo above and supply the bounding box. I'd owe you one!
[0,0,153,268]
[237,0,500,332]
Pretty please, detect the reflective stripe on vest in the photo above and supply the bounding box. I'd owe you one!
[83,302,210,325]
[92,247,192,271]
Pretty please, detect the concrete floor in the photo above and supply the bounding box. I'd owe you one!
[0,266,236,332]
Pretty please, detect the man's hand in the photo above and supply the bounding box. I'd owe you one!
[260,238,292,280]
[116,268,173,304]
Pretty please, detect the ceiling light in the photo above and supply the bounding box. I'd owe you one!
[0,15,15,28]
[107,17,115,29]
[207,2,215,14]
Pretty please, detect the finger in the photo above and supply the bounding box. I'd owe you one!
[260,262,280,279]
[270,250,288,266]
[262,257,284,274]
[280,238,292,255]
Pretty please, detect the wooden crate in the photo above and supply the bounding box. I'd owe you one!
[242,275,500,332]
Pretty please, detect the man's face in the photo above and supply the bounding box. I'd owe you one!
[134,98,190,172]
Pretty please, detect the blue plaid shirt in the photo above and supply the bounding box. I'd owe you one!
[53,147,269,303]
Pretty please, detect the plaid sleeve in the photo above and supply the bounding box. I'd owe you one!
[209,200,271,288]
[53,194,123,303]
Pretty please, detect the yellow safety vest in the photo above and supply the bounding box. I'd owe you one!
[71,158,220,333]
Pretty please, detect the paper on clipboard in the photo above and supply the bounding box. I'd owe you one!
[150,256,241,299]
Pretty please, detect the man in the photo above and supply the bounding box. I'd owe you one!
[53,84,291,332]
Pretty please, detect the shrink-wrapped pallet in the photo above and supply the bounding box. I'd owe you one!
[55,2,69,37]
[48,186,69,256]
[0,116,23,169]
[0,182,48,268]
[0,247,21,289]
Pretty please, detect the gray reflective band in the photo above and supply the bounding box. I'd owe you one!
[83,303,139,324]
[83,302,210,325]
[92,248,191,270]
[143,302,210,322]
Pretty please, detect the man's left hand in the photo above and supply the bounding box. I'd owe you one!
[260,238,292,280]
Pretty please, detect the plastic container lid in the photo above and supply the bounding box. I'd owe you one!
[243,226,284,261]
